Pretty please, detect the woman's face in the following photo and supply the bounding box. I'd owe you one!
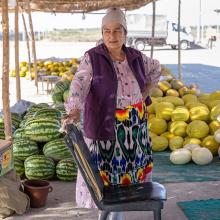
[102,22,126,50]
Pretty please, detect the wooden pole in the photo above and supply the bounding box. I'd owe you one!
[150,0,156,59]
[21,10,32,81]
[15,1,21,101]
[178,0,182,80]
[2,0,12,140]
[27,0,38,94]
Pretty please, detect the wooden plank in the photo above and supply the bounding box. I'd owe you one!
[15,1,21,101]
[21,10,32,81]
[27,0,38,93]
[1,0,12,140]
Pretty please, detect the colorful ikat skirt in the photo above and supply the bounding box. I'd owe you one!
[89,101,153,186]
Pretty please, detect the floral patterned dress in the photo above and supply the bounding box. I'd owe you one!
[65,51,161,208]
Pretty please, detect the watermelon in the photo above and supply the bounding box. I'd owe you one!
[11,112,22,129]
[63,90,70,102]
[56,158,77,181]
[52,92,64,103]
[54,104,66,115]
[43,138,72,161]
[13,138,39,160]
[24,155,55,180]
[14,158,25,176]
[24,118,61,142]
[52,81,70,94]
[23,111,35,120]
[0,121,5,139]
[0,121,16,139]
[27,103,50,113]
[13,128,26,139]
[1,113,22,129]
[33,108,62,120]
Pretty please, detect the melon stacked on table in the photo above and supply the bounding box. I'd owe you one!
[9,58,79,80]
[148,73,220,165]
[10,103,77,181]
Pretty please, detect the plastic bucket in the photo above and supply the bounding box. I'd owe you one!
[22,179,53,208]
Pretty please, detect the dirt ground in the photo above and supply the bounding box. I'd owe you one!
[6,180,220,220]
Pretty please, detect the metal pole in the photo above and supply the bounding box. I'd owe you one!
[199,0,202,42]
[178,0,182,80]
[15,0,21,101]
[150,0,156,58]
[2,0,12,140]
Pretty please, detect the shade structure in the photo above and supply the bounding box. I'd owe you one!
[1,0,157,13]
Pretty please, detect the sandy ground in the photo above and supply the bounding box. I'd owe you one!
[6,180,220,220]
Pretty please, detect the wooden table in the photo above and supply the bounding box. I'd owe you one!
[39,75,61,95]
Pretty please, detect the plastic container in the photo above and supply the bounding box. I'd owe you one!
[22,179,53,208]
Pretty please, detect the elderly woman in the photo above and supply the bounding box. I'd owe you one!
[64,7,161,220]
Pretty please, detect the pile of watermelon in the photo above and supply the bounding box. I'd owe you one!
[1,103,77,182]
[51,80,71,104]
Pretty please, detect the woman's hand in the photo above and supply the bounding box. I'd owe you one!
[60,109,81,132]
[142,84,153,101]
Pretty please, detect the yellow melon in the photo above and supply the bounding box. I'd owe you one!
[178,86,189,97]
[169,136,184,151]
[210,90,220,100]
[148,118,167,135]
[189,106,210,121]
[150,87,163,97]
[183,137,201,146]
[166,89,179,97]
[198,93,210,106]
[208,100,220,110]
[158,81,172,92]
[171,106,189,122]
[170,79,184,90]
[209,120,220,135]
[162,96,184,107]
[170,121,188,137]
[186,120,209,139]
[161,132,175,140]
[182,94,198,105]
[155,102,174,121]
[201,135,219,156]
[210,104,220,121]
[151,136,169,151]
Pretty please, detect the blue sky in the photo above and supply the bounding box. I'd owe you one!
[7,0,220,30]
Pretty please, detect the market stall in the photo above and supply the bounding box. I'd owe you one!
[1,1,220,218]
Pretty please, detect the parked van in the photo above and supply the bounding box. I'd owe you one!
[126,14,194,50]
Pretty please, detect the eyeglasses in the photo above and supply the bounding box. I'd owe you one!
[102,27,124,36]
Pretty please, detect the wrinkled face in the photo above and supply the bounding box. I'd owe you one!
[102,22,126,50]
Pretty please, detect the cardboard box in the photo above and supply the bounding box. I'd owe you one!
[0,140,13,176]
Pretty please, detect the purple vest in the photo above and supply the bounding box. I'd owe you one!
[84,43,149,140]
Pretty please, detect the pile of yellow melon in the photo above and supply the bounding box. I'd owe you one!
[149,69,220,165]
[9,58,79,81]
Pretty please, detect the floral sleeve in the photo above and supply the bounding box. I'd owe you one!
[141,53,161,86]
[64,53,92,113]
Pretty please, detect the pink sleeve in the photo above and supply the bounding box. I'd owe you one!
[141,53,161,86]
[64,53,92,113]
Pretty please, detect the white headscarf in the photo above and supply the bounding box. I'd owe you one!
[101,7,127,31]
